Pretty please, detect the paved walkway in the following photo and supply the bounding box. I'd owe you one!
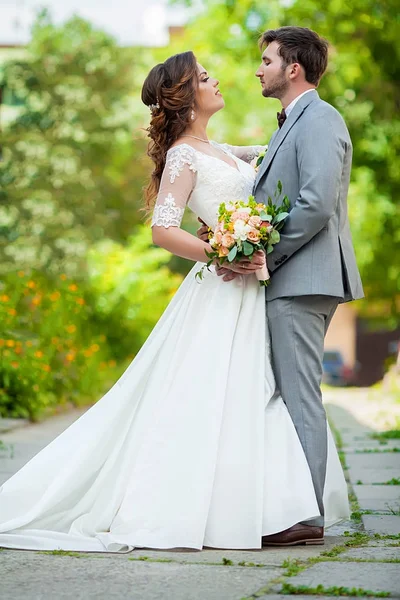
[0,389,399,599]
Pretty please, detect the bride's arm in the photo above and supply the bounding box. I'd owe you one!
[220,143,267,164]
[151,147,212,263]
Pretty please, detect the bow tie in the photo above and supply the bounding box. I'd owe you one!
[277,108,287,129]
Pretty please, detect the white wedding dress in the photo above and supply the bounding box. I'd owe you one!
[0,142,349,552]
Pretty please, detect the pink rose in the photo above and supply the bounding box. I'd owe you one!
[214,231,223,244]
[231,211,250,222]
[247,228,260,242]
[221,233,235,248]
[248,215,262,228]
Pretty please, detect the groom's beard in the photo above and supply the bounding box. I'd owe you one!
[262,73,289,99]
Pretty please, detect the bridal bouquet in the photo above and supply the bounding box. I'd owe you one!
[196,181,290,287]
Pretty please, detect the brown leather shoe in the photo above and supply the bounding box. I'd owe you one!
[262,523,324,546]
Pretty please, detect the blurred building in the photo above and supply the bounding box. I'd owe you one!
[325,304,400,386]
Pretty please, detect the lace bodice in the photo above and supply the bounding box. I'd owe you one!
[151,142,260,230]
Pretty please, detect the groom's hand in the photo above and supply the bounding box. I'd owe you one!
[197,217,210,242]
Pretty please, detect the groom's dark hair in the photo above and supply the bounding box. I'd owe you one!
[259,26,329,86]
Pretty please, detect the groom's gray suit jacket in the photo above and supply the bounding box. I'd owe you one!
[253,90,364,302]
[253,90,363,525]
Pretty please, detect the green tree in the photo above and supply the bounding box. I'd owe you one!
[169,0,400,326]
[0,11,148,277]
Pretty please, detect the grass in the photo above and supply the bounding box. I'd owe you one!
[281,583,391,597]
[355,448,400,454]
[281,558,306,577]
[371,430,400,441]
[383,477,400,485]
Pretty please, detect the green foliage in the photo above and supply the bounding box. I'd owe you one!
[87,226,183,359]
[0,11,148,277]
[170,0,400,326]
[0,230,183,419]
[0,271,116,420]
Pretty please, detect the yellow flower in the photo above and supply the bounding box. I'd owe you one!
[27,281,36,289]
[8,308,17,316]
[42,364,51,372]
[0,340,4,347]
[108,359,116,368]
[60,274,67,281]
[68,284,78,292]
[76,297,85,305]
[34,350,43,358]
[11,361,19,369]
[51,337,59,345]
[83,350,93,357]
[66,353,75,362]
[32,295,41,306]
[6,340,15,347]
[50,291,61,301]
[65,324,76,334]
[0,294,10,302]
[90,344,100,353]
[26,340,33,347]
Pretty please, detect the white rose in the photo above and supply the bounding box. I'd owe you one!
[238,207,252,214]
[225,203,236,211]
[234,219,251,241]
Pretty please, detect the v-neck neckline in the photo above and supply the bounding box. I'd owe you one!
[172,142,241,174]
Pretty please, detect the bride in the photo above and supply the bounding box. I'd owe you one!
[0,51,349,553]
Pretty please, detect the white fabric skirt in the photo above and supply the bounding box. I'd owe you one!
[0,264,349,552]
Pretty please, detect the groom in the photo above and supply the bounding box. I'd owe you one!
[198,26,363,545]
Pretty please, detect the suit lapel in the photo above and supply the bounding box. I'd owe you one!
[254,90,319,190]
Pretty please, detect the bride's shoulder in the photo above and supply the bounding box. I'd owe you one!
[165,143,198,183]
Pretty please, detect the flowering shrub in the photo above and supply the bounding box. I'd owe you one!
[0,227,183,421]
[0,271,115,420]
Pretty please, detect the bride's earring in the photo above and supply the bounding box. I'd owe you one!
[191,109,196,121]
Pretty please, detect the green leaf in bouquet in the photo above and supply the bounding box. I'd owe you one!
[273,212,289,224]
[260,212,273,222]
[270,230,280,244]
[267,244,274,254]
[243,241,254,256]
[228,245,238,262]
[277,180,283,195]
[205,249,216,259]
[282,195,290,211]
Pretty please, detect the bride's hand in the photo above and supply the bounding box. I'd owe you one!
[215,250,266,282]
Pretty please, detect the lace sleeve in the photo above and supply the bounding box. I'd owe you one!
[219,143,267,164]
[151,145,197,229]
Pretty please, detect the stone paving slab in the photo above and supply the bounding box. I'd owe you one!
[343,546,400,560]
[115,536,345,567]
[0,549,283,600]
[346,453,400,484]
[0,418,29,433]
[346,440,400,451]
[284,562,400,596]
[362,515,400,535]
[353,484,400,510]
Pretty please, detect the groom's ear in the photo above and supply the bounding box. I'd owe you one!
[288,62,302,81]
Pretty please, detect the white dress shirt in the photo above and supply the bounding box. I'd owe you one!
[284,89,315,118]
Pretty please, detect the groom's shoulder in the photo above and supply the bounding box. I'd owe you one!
[311,97,347,125]
[301,97,350,136]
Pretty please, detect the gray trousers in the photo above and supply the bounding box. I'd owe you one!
[267,295,340,528]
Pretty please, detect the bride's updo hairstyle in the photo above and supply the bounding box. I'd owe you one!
[141,51,198,210]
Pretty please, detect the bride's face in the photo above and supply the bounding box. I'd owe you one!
[195,63,225,116]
